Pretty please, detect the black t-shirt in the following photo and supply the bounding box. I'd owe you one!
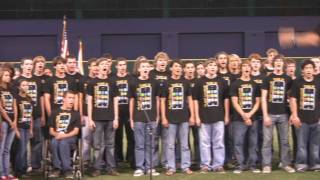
[161,77,192,123]
[16,95,33,129]
[112,74,133,117]
[150,69,170,87]
[48,108,81,134]
[79,76,95,116]
[87,77,119,121]
[43,75,77,110]
[192,76,229,123]
[230,79,261,121]
[218,72,235,86]
[0,86,15,120]
[14,75,43,118]
[261,73,292,115]
[129,77,161,123]
[290,77,320,124]
[252,73,266,116]
[67,72,82,92]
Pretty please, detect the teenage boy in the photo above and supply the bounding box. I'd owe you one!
[129,59,161,177]
[261,54,295,173]
[161,60,194,175]
[79,58,98,167]
[48,91,81,179]
[87,57,120,177]
[193,58,230,173]
[289,60,320,172]
[113,58,135,168]
[44,56,78,117]
[230,60,261,173]
[14,58,45,172]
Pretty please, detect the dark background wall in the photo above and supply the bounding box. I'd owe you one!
[0,16,319,61]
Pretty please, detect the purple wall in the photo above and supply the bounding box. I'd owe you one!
[0,16,319,61]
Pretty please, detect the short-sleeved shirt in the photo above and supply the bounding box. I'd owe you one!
[43,75,77,110]
[129,77,161,122]
[0,86,15,120]
[16,95,33,129]
[48,108,81,134]
[161,77,192,123]
[290,77,320,124]
[112,74,133,117]
[192,76,229,123]
[230,79,261,121]
[261,73,292,115]
[87,77,119,121]
[79,76,95,116]
[150,69,170,87]
[14,75,43,118]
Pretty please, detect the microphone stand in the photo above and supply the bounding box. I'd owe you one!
[143,110,154,180]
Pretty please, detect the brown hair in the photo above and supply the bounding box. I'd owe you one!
[52,56,67,66]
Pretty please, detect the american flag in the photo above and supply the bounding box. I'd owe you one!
[78,38,84,75]
[60,15,69,58]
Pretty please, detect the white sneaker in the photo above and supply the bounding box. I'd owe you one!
[283,166,295,173]
[147,169,160,176]
[262,166,271,174]
[133,169,144,177]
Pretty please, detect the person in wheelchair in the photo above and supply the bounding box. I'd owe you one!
[47,90,81,179]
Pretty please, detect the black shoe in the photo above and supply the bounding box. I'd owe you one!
[91,169,101,177]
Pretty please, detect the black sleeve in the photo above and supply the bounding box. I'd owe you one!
[78,77,85,94]
[128,81,135,98]
[286,76,293,91]
[289,80,299,98]
[185,82,192,97]
[229,81,238,97]
[155,81,162,97]
[111,81,120,97]
[192,80,201,100]
[86,81,94,96]
[43,78,52,94]
[47,111,55,128]
[255,83,261,97]
[223,80,230,100]
[73,112,82,129]
[261,76,269,90]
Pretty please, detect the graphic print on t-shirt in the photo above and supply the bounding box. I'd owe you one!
[169,83,184,110]
[137,83,152,110]
[204,82,219,107]
[94,82,109,108]
[54,80,69,105]
[55,112,71,132]
[269,78,285,103]
[239,84,253,109]
[300,85,315,110]
[27,82,37,106]
[19,101,33,123]
[1,91,13,112]
[117,80,129,105]
[222,77,231,86]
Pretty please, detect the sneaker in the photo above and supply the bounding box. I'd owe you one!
[200,166,210,174]
[147,169,160,176]
[233,168,242,174]
[165,169,175,176]
[90,169,101,177]
[250,168,261,173]
[183,168,193,175]
[296,167,307,173]
[64,171,74,179]
[283,166,295,173]
[133,169,144,177]
[107,169,120,176]
[0,176,7,180]
[262,166,271,174]
[26,167,32,173]
[48,169,61,178]
[214,167,226,174]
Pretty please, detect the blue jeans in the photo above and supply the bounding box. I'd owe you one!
[92,121,116,171]
[15,128,30,175]
[295,123,320,170]
[225,121,234,164]
[134,121,157,171]
[0,121,15,176]
[166,122,191,171]
[190,126,200,166]
[199,121,225,170]
[233,121,258,169]
[82,116,93,162]
[262,114,291,167]
[30,117,43,169]
[51,137,77,172]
